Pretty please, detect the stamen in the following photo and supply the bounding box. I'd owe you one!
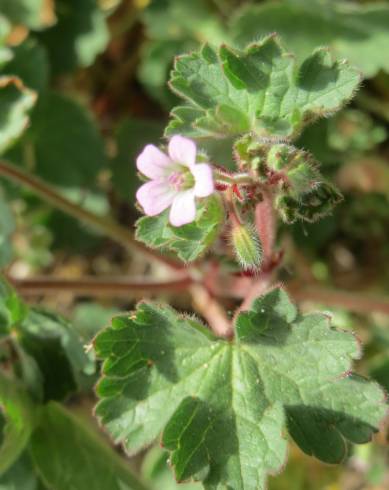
[168,171,185,190]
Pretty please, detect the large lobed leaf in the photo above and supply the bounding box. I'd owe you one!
[166,36,361,140]
[231,0,389,78]
[95,288,386,490]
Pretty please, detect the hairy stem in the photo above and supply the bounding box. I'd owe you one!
[214,169,255,186]
[0,160,183,270]
[287,283,389,317]
[190,284,233,338]
[9,275,193,297]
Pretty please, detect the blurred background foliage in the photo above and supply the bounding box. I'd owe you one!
[0,0,388,489]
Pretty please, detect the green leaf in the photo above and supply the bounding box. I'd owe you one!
[1,39,49,92]
[231,0,389,78]
[0,188,15,267]
[136,195,224,262]
[0,452,46,490]
[15,308,94,401]
[29,402,149,490]
[7,92,106,187]
[111,117,164,200]
[95,289,385,490]
[0,76,36,155]
[167,37,360,140]
[0,15,12,68]
[0,276,27,338]
[142,446,202,490]
[138,0,226,108]
[0,374,37,475]
[37,0,109,74]
[0,0,55,30]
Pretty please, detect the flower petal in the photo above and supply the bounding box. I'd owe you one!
[169,190,196,227]
[192,163,214,197]
[168,135,196,167]
[136,180,175,216]
[136,144,173,179]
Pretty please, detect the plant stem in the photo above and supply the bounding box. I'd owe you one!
[190,284,233,338]
[287,283,389,317]
[9,275,193,297]
[0,160,183,270]
[214,169,254,186]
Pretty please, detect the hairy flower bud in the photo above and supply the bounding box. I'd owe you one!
[231,221,263,271]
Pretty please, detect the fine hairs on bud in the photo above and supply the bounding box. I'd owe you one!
[230,220,263,271]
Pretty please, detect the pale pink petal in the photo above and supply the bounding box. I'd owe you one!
[168,135,197,167]
[136,144,173,179]
[192,163,214,197]
[169,190,196,227]
[136,180,175,216]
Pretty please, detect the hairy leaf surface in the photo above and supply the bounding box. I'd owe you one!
[95,289,385,490]
[136,195,224,262]
[167,37,360,140]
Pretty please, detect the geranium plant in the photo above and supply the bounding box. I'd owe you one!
[0,2,388,489]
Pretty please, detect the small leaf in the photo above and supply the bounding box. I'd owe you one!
[136,195,224,262]
[167,37,360,140]
[0,374,37,475]
[15,308,95,401]
[0,276,27,338]
[95,289,386,489]
[0,76,36,155]
[29,402,148,490]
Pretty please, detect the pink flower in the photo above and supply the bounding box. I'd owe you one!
[136,135,214,227]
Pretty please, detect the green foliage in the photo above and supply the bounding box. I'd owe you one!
[0,452,45,489]
[29,402,146,490]
[7,92,107,187]
[0,0,55,30]
[0,188,15,267]
[95,288,385,490]
[0,276,93,400]
[234,137,343,223]
[167,36,360,140]
[142,446,202,490]
[0,15,12,67]
[0,76,36,155]
[1,39,49,92]
[37,0,109,74]
[231,0,389,78]
[15,308,94,401]
[0,276,26,338]
[136,195,224,262]
[0,374,37,475]
[139,0,226,107]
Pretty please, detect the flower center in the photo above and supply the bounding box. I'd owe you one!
[168,167,194,191]
[168,171,185,191]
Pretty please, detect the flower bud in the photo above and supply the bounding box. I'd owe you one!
[231,221,263,271]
